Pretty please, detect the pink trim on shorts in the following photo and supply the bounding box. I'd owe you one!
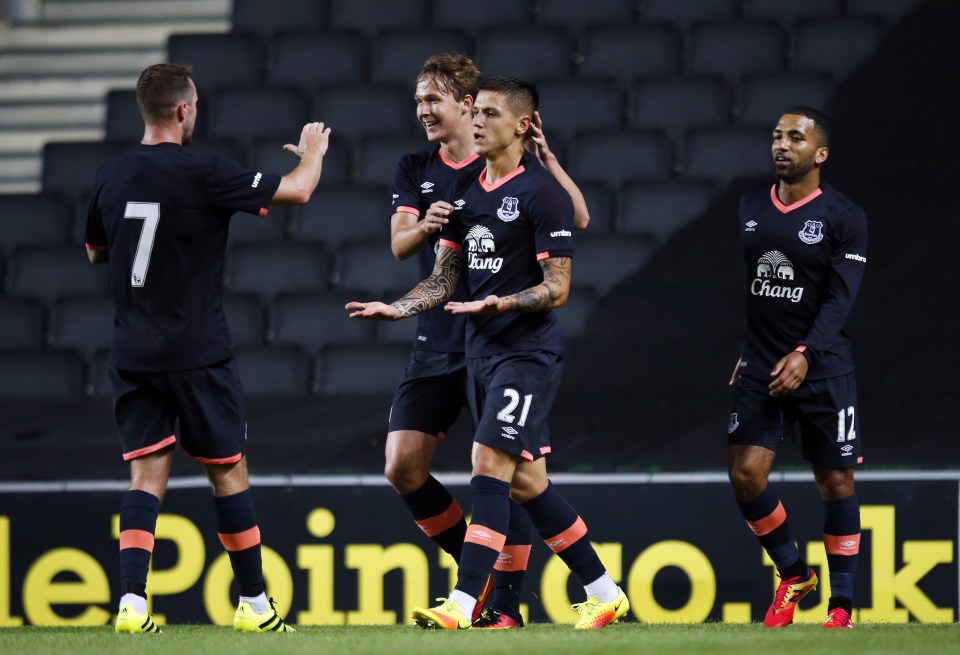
[122,435,176,461]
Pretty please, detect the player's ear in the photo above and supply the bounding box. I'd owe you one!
[462,94,474,113]
[516,115,531,137]
[815,146,829,165]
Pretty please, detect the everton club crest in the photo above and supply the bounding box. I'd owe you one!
[798,219,824,244]
[497,196,520,222]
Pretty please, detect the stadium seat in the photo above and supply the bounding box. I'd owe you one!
[374,310,419,345]
[742,0,841,27]
[0,349,86,399]
[47,295,114,357]
[0,193,72,254]
[578,24,682,88]
[234,345,312,396]
[104,89,142,141]
[736,73,834,127]
[223,293,266,346]
[371,29,472,86]
[572,234,657,296]
[270,292,376,354]
[555,285,601,339]
[639,0,740,26]
[571,129,672,189]
[535,0,636,32]
[627,76,731,147]
[41,140,129,203]
[685,20,786,79]
[88,347,112,398]
[5,244,110,304]
[618,179,718,243]
[313,84,417,145]
[0,297,46,349]
[232,0,327,37]
[792,17,888,79]
[313,342,410,395]
[475,26,575,81]
[536,79,623,143]
[250,134,350,188]
[207,86,311,144]
[266,32,366,90]
[226,207,289,246]
[328,0,430,37]
[166,33,265,93]
[681,127,773,185]
[226,242,331,299]
[333,239,421,296]
[290,185,390,248]
[579,182,616,233]
[354,134,426,187]
[847,0,924,22]
[431,0,533,35]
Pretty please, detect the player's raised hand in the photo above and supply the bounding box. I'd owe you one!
[345,300,401,320]
[421,201,453,235]
[445,295,501,315]
[526,111,554,165]
[284,121,331,159]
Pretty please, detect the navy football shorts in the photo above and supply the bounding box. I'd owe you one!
[467,351,563,462]
[110,357,247,464]
[727,372,863,468]
[388,349,468,438]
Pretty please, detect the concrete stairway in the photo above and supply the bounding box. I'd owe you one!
[0,0,231,193]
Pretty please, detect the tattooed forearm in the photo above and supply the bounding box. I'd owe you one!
[501,256,571,313]
[391,248,463,318]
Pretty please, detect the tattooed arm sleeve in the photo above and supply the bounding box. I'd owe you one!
[499,256,571,313]
[390,245,464,318]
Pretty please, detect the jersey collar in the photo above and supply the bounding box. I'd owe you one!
[770,184,822,214]
[479,164,525,191]
[438,147,480,170]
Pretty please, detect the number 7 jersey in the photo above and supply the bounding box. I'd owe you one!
[85,142,280,371]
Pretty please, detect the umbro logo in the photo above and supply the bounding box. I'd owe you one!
[745,220,757,231]
[420,181,434,193]
[251,172,262,188]
[454,199,465,210]
[471,529,494,542]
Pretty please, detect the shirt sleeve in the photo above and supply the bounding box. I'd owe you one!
[800,204,868,363]
[530,178,574,260]
[84,187,108,251]
[203,155,281,218]
[392,154,422,218]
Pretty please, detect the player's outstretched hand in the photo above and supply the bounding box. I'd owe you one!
[445,295,501,315]
[284,121,331,159]
[345,301,400,320]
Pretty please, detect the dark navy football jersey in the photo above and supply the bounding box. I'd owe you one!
[392,144,482,352]
[85,142,281,371]
[738,182,867,381]
[439,151,574,357]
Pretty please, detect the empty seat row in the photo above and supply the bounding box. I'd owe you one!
[171,17,886,95]
[0,343,407,399]
[227,0,918,39]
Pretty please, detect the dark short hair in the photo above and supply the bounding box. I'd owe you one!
[418,53,483,102]
[136,63,194,123]
[478,76,539,117]
[783,105,832,148]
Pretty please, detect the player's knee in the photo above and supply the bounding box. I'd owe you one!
[384,459,427,494]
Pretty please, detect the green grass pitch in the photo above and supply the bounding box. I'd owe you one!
[1,622,958,655]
